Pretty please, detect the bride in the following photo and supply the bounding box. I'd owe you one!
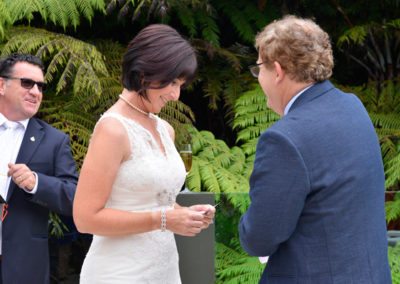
[73,24,215,284]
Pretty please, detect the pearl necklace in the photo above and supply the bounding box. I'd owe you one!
[119,94,150,117]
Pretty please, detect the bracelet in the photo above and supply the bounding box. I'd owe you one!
[160,208,167,232]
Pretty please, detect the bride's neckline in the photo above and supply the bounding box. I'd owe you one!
[119,94,151,117]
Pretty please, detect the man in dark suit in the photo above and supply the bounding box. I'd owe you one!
[239,16,392,283]
[0,53,77,283]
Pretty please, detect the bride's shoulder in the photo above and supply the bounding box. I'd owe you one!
[94,113,128,139]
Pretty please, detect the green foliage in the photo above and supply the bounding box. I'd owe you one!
[216,241,264,284]
[2,26,109,105]
[213,0,269,44]
[0,27,111,168]
[388,244,400,284]
[386,192,400,223]
[193,40,257,133]
[0,1,12,39]
[337,19,400,82]
[233,84,280,159]
[40,99,96,167]
[0,0,105,32]
[105,0,271,46]
[49,212,69,238]
[341,81,400,190]
[186,126,250,212]
[338,25,369,46]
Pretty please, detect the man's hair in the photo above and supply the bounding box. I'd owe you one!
[0,53,44,77]
[255,15,333,83]
[121,24,197,98]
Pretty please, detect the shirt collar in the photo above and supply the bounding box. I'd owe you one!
[283,84,314,116]
[0,112,29,130]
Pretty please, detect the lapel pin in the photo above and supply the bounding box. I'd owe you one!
[30,136,35,142]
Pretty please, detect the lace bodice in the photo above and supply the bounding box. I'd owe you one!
[100,112,186,211]
[80,112,186,284]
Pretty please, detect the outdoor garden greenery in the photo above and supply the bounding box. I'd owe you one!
[0,0,399,282]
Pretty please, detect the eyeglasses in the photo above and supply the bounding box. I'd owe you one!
[249,62,264,78]
[2,76,46,92]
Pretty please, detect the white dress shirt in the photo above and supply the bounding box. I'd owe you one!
[0,113,38,255]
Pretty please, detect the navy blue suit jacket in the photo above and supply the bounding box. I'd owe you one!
[2,118,77,284]
[239,81,391,283]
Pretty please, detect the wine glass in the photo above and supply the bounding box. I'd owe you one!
[179,144,192,173]
[179,144,192,192]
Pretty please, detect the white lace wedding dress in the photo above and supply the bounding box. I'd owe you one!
[80,112,186,284]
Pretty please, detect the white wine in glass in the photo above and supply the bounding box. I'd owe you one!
[179,144,192,172]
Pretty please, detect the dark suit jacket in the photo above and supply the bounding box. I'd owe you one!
[2,118,77,284]
[239,81,392,283]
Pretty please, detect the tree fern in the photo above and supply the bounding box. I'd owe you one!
[193,40,256,132]
[337,19,400,82]
[175,4,197,37]
[216,241,264,284]
[0,1,12,39]
[2,27,109,107]
[339,82,400,190]
[233,84,280,159]
[213,1,258,44]
[184,126,251,212]
[386,192,400,223]
[388,244,400,284]
[39,98,96,168]
[1,0,105,30]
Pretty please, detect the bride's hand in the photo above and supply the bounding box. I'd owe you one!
[189,204,215,229]
[166,207,206,237]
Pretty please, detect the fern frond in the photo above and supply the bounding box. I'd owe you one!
[3,0,105,30]
[386,192,400,222]
[216,242,264,284]
[0,1,12,40]
[386,152,400,188]
[337,25,369,47]
[2,26,109,109]
[213,1,255,43]
[388,244,400,284]
[371,113,400,133]
[194,9,219,47]
[175,4,197,37]
[233,85,279,158]
[185,127,250,211]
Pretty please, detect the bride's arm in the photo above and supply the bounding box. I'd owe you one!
[73,118,205,237]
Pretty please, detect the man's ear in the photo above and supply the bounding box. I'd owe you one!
[273,61,285,83]
[0,78,6,96]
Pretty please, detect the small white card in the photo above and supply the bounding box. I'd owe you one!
[259,256,269,264]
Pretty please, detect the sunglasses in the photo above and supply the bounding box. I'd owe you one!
[2,76,46,92]
[249,62,264,78]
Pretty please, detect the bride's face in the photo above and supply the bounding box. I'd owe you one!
[145,78,186,113]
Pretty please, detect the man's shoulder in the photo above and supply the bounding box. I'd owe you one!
[30,118,68,138]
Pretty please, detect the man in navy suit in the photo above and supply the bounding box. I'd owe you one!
[239,16,392,283]
[0,53,77,283]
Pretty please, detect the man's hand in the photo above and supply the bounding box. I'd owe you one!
[8,163,36,191]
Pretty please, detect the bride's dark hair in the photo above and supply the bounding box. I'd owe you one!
[121,24,197,99]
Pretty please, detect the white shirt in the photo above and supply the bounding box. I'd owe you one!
[283,84,314,116]
[0,113,39,255]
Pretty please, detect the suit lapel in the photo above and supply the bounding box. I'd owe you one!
[6,118,44,201]
[289,80,335,113]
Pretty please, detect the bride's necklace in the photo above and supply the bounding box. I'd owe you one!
[119,94,150,117]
